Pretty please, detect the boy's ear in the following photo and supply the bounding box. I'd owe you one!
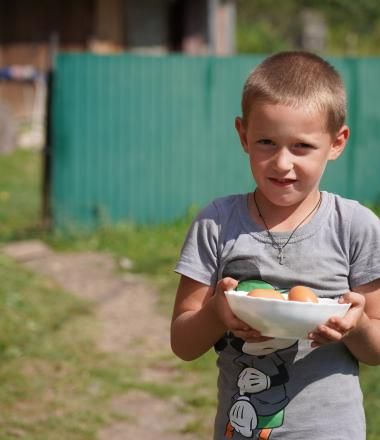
[328,125,350,161]
[235,117,249,153]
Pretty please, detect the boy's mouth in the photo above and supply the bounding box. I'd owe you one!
[269,177,296,186]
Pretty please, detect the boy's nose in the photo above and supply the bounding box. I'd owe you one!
[272,148,293,172]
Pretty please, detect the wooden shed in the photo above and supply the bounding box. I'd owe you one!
[0,0,235,151]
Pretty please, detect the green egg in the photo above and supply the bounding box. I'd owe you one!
[237,279,274,291]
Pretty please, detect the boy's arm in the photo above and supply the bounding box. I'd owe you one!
[342,279,380,365]
[310,279,380,365]
[170,275,261,361]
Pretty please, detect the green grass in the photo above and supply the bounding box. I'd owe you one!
[0,150,216,438]
[367,203,380,217]
[0,149,380,439]
[0,150,212,438]
[0,253,135,439]
[0,150,43,241]
[0,250,215,439]
[44,214,195,312]
[361,363,380,440]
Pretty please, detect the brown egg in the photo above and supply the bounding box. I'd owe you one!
[247,289,285,300]
[288,286,318,303]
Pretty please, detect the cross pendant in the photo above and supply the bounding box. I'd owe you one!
[278,248,285,265]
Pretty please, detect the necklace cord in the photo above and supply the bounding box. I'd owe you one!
[253,191,322,263]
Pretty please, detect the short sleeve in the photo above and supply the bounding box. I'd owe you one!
[349,204,380,288]
[175,201,220,286]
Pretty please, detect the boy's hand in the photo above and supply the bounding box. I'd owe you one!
[308,291,366,347]
[214,277,270,342]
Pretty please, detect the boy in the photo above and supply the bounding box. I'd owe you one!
[171,52,380,439]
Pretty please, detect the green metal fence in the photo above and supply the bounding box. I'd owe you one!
[51,53,380,228]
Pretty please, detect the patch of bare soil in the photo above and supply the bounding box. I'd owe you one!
[2,240,200,440]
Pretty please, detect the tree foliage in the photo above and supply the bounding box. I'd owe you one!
[236,0,380,55]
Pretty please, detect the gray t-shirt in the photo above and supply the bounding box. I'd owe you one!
[175,191,380,440]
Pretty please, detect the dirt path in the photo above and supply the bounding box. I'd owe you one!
[3,240,200,440]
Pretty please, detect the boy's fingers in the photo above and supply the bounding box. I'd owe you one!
[216,277,264,336]
[229,319,266,338]
[312,324,346,342]
[218,277,238,293]
[309,331,332,346]
[341,291,365,307]
[229,316,251,332]
[328,317,353,334]
[216,298,249,331]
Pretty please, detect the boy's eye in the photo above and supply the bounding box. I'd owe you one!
[294,143,314,149]
[257,139,275,146]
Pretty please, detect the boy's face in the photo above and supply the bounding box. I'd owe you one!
[235,102,349,209]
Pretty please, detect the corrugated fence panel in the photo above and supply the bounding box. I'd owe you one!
[52,54,380,228]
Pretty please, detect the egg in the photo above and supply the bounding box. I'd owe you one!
[247,289,285,300]
[238,280,274,291]
[288,286,318,303]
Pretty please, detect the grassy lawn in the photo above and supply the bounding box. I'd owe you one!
[0,253,112,439]
[0,149,380,439]
[0,150,217,439]
[0,150,43,241]
[0,251,216,439]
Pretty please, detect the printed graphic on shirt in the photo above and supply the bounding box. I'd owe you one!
[223,335,298,440]
[222,257,262,285]
[220,260,299,440]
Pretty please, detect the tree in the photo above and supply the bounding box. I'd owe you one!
[236,0,380,55]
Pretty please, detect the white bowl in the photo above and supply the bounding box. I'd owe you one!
[225,290,351,339]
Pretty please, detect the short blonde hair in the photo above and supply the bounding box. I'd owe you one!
[241,51,346,134]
